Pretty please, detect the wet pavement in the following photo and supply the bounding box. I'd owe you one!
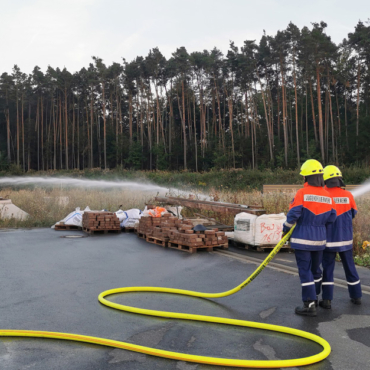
[0,228,369,370]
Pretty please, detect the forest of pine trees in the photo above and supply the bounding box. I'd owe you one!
[0,21,370,173]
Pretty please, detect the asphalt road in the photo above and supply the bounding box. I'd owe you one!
[0,228,369,370]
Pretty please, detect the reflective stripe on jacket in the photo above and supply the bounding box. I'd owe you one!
[283,183,337,251]
[325,186,357,252]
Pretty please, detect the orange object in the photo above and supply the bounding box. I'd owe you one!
[148,207,167,218]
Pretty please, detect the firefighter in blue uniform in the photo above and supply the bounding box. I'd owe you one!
[318,165,362,308]
[283,159,337,316]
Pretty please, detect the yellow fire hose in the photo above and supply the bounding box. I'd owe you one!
[0,225,331,368]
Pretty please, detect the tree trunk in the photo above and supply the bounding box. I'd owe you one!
[193,95,198,172]
[181,80,187,170]
[129,92,133,144]
[292,49,300,165]
[306,85,309,155]
[356,60,360,147]
[102,82,107,169]
[280,56,288,166]
[227,95,235,168]
[245,92,250,139]
[41,96,44,170]
[164,84,173,159]
[257,73,273,161]
[115,88,119,166]
[72,98,75,168]
[214,77,224,150]
[16,89,19,166]
[77,104,80,169]
[315,63,325,162]
[28,102,31,170]
[21,93,25,171]
[147,95,153,171]
[36,97,40,170]
[309,80,318,143]
[59,96,63,169]
[64,89,68,170]
[97,113,102,169]
[335,87,341,136]
[53,100,56,170]
[327,69,335,162]
[90,89,94,168]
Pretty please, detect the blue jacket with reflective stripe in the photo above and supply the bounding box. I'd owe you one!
[283,184,337,251]
[325,186,357,252]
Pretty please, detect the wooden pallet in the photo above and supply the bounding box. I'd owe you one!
[137,232,146,239]
[83,227,121,235]
[55,224,82,231]
[168,241,228,254]
[146,236,168,247]
[122,227,136,233]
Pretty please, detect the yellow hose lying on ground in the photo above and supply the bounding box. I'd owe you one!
[0,225,331,368]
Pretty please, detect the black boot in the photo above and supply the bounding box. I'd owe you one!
[351,298,362,305]
[319,299,331,309]
[295,301,317,316]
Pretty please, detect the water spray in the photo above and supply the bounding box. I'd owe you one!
[0,176,169,193]
[350,180,370,199]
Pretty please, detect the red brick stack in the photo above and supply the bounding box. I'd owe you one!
[82,211,120,232]
[137,216,153,236]
[137,214,228,250]
[138,213,179,239]
[169,226,228,247]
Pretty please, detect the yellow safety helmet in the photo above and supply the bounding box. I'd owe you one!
[323,165,342,181]
[299,159,324,176]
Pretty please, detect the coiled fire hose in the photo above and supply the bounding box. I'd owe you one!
[0,225,331,368]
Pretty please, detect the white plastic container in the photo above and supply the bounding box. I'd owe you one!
[234,212,257,245]
[233,212,286,246]
[254,213,286,246]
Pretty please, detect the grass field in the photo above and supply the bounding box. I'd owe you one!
[1,186,370,266]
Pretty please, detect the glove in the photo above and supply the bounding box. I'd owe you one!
[281,231,291,241]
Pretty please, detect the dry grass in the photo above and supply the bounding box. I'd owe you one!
[0,187,156,228]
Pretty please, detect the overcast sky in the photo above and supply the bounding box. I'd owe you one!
[0,0,369,75]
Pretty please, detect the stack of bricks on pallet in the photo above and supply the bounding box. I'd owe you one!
[83,211,120,231]
[137,213,228,247]
[170,227,228,247]
[138,213,179,239]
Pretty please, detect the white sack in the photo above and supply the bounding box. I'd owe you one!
[53,206,91,228]
[116,208,142,228]
[0,199,29,221]
[165,206,183,218]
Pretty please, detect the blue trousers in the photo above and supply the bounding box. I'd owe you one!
[295,250,323,301]
[321,249,362,300]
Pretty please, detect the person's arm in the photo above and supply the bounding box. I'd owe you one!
[325,197,337,224]
[349,193,358,219]
[283,190,303,233]
[327,205,337,224]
